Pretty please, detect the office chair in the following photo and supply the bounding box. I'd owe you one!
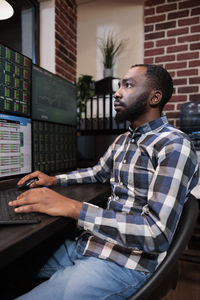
[128,193,199,300]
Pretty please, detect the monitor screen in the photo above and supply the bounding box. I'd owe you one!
[32,120,77,174]
[0,44,32,117]
[32,64,77,125]
[0,113,32,179]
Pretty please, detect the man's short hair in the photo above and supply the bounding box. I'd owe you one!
[131,64,174,112]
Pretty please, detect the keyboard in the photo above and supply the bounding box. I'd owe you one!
[0,189,41,224]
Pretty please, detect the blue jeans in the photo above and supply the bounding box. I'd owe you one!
[16,237,151,300]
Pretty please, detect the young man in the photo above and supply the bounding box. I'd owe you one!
[10,64,199,300]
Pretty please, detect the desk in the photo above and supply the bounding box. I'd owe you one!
[0,183,110,270]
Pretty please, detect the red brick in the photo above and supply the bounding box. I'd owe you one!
[191,7,200,16]
[56,49,75,67]
[55,0,77,81]
[145,25,154,33]
[189,77,200,84]
[168,10,189,20]
[145,0,165,7]
[189,60,200,67]
[156,21,176,31]
[145,14,165,24]
[164,103,175,111]
[178,34,200,43]
[178,17,200,27]
[166,111,180,119]
[145,31,165,40]
[173,78,187,86]
[156,38,176,47]
[156,3,177,13]
[65,41,76,53]
[177,52,199,61]
[155,55,175,63]
[170,95,187,102]
[56,57,76,75]
[167,27,188,37]
[144,41,154,49]
[190,43,200,50]
[145,48,164,57]
[55,32,65,44]
[144,7,155,16]
[177,69,198,76]
[190,94,200,101]
[165,62,187,69]
[178,86,198,93]
[144,57,154,64]
[179,0,200,9]
[167,45,188,53]
[191,25,200,33]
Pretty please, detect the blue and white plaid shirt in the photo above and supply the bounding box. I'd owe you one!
[56,116,199,273]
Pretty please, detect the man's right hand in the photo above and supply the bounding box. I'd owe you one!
[17,170,58,188]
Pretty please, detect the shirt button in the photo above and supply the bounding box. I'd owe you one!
[115,196,119,201]
[119,182,123,186]
[123,159,126,163]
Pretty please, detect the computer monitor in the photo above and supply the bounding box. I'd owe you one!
[32,120,76,174]
[0,113,32,179]
[0,43,32,117]
[32,64,77,125]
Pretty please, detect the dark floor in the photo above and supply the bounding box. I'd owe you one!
[161,260,200,300]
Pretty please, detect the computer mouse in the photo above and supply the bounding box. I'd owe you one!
[18,177,38,191]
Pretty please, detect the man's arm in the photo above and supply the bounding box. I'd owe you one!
[9,187,83,219]
[10,137,117,218]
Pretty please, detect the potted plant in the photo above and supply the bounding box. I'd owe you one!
[98,31,126,78]
[77,74,94,120]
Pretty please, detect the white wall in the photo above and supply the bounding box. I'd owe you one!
[39,0,55,73]
[77,0,144,81]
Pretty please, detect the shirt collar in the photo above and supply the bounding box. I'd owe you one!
[128,115,169,138]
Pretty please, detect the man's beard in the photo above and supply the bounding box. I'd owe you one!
[114,92,149,123]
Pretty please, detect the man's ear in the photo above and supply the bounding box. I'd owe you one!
[149,90,162,107]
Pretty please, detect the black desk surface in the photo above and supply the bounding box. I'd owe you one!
[0,183,110,270]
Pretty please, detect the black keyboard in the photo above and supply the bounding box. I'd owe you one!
[0,189,41,224]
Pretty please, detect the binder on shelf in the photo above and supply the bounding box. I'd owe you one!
[98,96,104,129]
[86,98,92,129]
[92,96,97,129]
[105,94,110,129]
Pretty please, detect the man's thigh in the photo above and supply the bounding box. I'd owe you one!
[16,255,151,300]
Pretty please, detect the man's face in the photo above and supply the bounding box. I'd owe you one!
[114,66,151,123]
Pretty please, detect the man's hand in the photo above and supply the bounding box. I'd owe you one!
[17,171,58,189]
[9,188,82,220]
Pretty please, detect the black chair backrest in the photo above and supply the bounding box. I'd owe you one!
[128,194,199,300]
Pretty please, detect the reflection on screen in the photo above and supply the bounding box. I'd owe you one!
[0,113,32,178]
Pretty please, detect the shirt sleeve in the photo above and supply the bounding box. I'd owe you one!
[78,137,199,254]
[55,140,115,186]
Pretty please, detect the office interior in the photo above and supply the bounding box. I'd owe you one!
[0,0,200,299]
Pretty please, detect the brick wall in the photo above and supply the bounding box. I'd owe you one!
[55,0,77,83]
[144,0,200,127]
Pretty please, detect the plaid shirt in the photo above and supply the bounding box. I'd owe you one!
[56,116,199,273]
